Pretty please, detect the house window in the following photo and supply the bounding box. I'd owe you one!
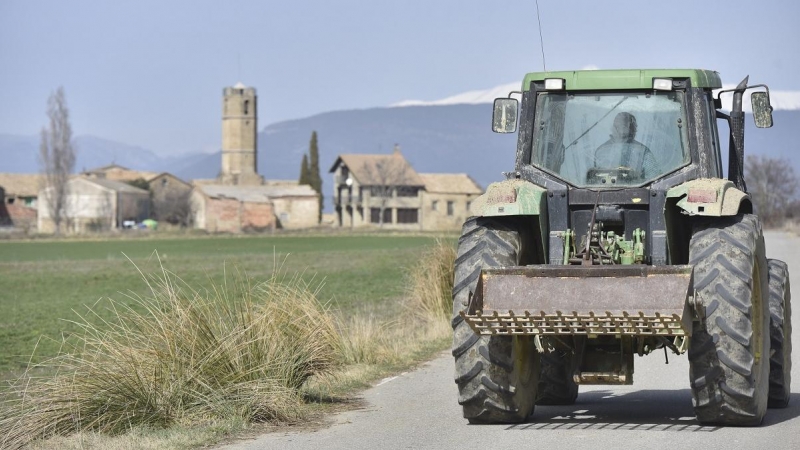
[371,208,392,224]
[466,201,471,212]
[397,208,418,224]
[397,187,419,197]
[341,166,349,179]
[432,200,438,211]
[244,100,249,115]
[6,198,13,204]
[447,201,454,216]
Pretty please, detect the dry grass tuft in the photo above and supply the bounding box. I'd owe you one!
[0,264,338,449]
[405,239,457,324]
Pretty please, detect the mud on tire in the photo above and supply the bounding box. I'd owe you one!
[688,214,770,426]
[452,217,539,423]
[767,259,792,408]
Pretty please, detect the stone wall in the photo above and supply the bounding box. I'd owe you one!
[272,195,319,229]
[2,203,37,232]
[198,195,276,233]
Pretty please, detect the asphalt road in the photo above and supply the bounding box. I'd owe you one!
[223,231,800,450]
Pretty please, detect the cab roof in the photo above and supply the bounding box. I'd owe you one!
[522,69,722,91]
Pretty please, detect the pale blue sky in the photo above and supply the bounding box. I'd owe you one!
[1,0,798,156]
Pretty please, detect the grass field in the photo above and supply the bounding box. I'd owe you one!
[0,233,445,375]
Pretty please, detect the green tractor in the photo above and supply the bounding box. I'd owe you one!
[452,69,791,426]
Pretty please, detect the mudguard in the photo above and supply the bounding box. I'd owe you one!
[470,179,547,217]
[666,178,751,217]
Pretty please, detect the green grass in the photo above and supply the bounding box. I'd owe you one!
[0,234,440,374]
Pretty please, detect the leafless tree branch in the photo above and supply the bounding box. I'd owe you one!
[38,87,76,235]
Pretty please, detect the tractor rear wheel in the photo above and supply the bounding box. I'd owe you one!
[536,350,579,405]
[767,259,792,408]
[452,217,539,423]
[687,214,770,426]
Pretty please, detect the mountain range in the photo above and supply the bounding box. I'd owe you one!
[2,104,798,210]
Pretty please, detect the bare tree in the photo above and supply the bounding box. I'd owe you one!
[362,151,415,227]
[39,87,76,235]
[745,155,798,227]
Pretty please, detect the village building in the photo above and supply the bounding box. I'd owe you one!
[0,173,43,232]
[37,177,150,234]
[82,164,159,183]
[192,183,318,233]
[329,148,483,231]
[191,82,319,232]
[419,173,483,230]
[149,172,193,226]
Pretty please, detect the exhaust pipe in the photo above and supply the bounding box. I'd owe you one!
[728,75,749,191]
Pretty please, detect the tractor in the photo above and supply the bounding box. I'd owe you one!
[452,69,791,426]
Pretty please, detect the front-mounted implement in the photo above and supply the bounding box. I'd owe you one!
[451,69,791,426]
[463,265,693,338]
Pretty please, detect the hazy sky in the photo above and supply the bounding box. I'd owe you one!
[1,0,798,157]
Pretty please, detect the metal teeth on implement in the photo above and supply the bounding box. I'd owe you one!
[460,310,687,336]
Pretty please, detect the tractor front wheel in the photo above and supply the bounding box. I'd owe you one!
[688,214,770,426]
[451,217,539,423]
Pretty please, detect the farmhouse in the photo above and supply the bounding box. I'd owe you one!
[38,177,150,233]
[330,147,483,231]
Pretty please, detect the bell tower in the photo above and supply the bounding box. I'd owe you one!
[219,82,263,185]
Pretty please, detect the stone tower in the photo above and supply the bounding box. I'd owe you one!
[219,82,263,185]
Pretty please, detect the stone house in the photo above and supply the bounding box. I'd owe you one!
[0,173,43,231]
[38,177,150,234]
[192,184,318,233]
[330,149,483,231]
[419,173,483,230]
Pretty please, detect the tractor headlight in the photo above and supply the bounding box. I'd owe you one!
[544,78,565,90]
[653,78,673,91]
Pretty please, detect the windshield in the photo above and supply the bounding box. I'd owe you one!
[530,91,689,187]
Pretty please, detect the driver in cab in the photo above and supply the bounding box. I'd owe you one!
[594,112,659,181]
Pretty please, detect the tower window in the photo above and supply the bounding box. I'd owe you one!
[244,100,249,115]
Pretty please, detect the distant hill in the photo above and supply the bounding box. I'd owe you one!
[0,134,167,174]
[2,106,798,211]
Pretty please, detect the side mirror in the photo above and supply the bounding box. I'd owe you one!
[492,98,519,133]
[751,91,773,128]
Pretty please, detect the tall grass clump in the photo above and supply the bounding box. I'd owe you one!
[406,239,456,324]
[0,264,339,449]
